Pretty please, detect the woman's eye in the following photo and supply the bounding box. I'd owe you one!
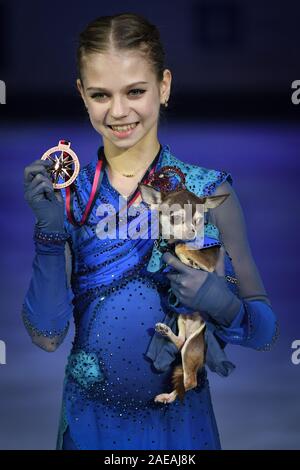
[91,93,106,100]
[90,89,146,100]
[129,88,146,96]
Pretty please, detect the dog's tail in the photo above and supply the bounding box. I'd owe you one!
[172,365,185,401]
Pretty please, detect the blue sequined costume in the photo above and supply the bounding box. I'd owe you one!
[23,144,278,450]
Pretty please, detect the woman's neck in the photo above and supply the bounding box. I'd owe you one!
[103,140,161,178]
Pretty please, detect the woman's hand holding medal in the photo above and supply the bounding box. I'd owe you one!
[24,158,65,233]
[24,140,80,232]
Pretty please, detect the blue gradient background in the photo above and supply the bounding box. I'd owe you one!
[0,0,300,449]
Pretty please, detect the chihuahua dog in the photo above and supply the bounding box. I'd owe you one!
[138,183,229,404]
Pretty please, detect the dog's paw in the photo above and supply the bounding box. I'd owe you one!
[155,323,171,336]
[154,392,177,404]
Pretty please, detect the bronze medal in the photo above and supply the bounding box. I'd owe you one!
[41,139,80,189]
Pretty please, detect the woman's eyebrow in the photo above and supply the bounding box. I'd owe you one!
[87,81,148,91]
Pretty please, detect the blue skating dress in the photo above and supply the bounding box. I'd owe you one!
[52,144,275,450]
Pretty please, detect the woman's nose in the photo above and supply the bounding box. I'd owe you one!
[110,96,129,119]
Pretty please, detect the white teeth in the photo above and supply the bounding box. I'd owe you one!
[111,123,138,132]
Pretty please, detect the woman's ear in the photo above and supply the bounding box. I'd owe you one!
[160,69,172,104]
[76,78,88,109]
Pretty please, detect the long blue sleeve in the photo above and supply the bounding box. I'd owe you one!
[205,179,279,352]
[22,228,74,351]
[181,267,279,351]
[214,299,279,351]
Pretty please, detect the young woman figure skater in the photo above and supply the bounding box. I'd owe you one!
[23,13,278,450]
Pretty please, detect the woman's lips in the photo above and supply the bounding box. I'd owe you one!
[108,122,139,139]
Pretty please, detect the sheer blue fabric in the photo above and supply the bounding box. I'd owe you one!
[22,239,73,351]
[22,143,278,450]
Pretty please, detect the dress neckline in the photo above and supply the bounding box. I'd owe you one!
[103,167,139,199]
[102,144,163,200]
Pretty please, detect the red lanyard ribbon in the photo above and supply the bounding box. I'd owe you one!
[66,145,161,227]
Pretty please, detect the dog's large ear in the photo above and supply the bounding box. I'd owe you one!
[138,183,162,207]
[203,193,230,210]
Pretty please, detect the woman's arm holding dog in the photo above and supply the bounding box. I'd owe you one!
[163,180,278,351]
[206,180,278,350]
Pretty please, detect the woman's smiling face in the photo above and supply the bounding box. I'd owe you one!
[77,49,171,151]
